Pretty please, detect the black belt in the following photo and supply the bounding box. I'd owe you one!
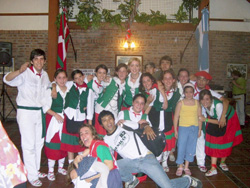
[233,94,244,96]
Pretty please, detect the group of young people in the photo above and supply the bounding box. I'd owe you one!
[3,49,243,188]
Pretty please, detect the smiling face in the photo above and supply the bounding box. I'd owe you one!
[200,94,212,109]
[79,126,94,148]
[178,71,189,87]
[129,60,140,75]
[116,67,128,82]
[132,96,145,113]
[197,76,209,90]
[96,68,107,82]
[31,55,46,73]
[73,73,84,85]
[101,115,116,134]
[162,72,175,90]
[142,76,153,91]
[54,72,68,88]
[184,87,194,100]
[145,65,155,75]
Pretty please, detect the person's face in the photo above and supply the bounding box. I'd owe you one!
[101,115,116,134]
[200,94,212,108]
[184,87,194,99]
[96,68,107,82]
[31,55,46,73]
[79,127,94,148]
[142,76,153,91]
[145,65,155,75]
[197,76,209,90]
[55,72,68,88]
[73,73,84,85]
[129,60,140,75]
[132,96,145,113]
[178,71,189,86]
[160,60,171,71]
[116,67,128,82]
[162,72,175,89]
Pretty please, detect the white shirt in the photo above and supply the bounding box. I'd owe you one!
[204,100,223,120]
[4,68,50,108]
[104,126,149,159]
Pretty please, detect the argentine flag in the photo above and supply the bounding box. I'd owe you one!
[195,8,209,72]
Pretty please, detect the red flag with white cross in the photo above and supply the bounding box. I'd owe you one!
[56,9,70,70]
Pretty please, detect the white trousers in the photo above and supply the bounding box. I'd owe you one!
[233,94,245,125]
[17,109,44,182]
[195,131,206,166]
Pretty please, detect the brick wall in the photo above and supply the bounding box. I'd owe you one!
[0,27,249,119]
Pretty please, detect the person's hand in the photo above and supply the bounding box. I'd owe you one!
[54,113,64,124]
[199,115,206,122]
[162,100,168,110]
[138,119,148,127]
[87,74,94,82]
[143,125,156,140]
[219,116,226,128]
[51,83,57,99]
[198,130,201,138]
[105,76,111,82]
[175,131,178,139]
[117,119,125,126]
[73,154,84,168]
[146,94,155,104]
[19,62,29,74]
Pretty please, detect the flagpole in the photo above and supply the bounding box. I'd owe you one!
[180,25,198,64]
[69,34,77,62]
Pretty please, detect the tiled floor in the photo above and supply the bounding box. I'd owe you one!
[2,116,250,188]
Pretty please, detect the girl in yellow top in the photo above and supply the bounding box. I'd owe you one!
[174,83,202,177]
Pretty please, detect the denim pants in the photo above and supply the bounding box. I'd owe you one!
[117,154,190,188]
[233,94,245,125]
[176,126,199,165]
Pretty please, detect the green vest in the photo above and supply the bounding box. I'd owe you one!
[97,79,118,108]
[64,85,89,113]
[211,99,234,120]
[144,89,162,111]
[124,78,139,107]
[123,110,147,120]
[165,88,181,113]
[51,91,64,113]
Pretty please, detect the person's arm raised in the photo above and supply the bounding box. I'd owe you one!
[5,62,29,81]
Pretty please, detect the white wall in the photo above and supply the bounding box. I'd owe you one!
[210,0,250,32]
[0,0,48,30]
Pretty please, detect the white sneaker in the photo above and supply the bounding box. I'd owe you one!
[48,172,55,181]
[169,154,175,162]
[30,179,42,187]
[125,176,139,188]
[183,175,203,188]
[162,161,169,172]
[205,169,217,177]
[58,167,67,175]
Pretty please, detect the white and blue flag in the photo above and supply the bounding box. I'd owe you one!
[195,8,209,72]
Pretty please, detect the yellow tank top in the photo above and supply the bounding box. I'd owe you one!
[179,100,198,127]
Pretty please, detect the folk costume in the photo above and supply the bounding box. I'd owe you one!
[94,77,126,136]
[60,81,91,153]
[122,72,141,109]
[44,85,68,173]
[204,99,243,158]
[3,66,50,182]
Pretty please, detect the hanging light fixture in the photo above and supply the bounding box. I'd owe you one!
[123,40,136,50]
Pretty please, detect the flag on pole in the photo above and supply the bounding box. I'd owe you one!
[56,9,70,70]
[195,8,209,72]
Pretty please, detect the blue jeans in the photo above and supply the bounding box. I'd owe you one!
[117,154,190,188]
[176,126,199,165]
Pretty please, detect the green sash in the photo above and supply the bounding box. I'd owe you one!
[17,105,46,138]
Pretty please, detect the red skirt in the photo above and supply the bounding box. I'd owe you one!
[60,115,84,153]
[94,113,107,136]
[163,125,176,152]
[44,114,67,160]
[205,112,243,158]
